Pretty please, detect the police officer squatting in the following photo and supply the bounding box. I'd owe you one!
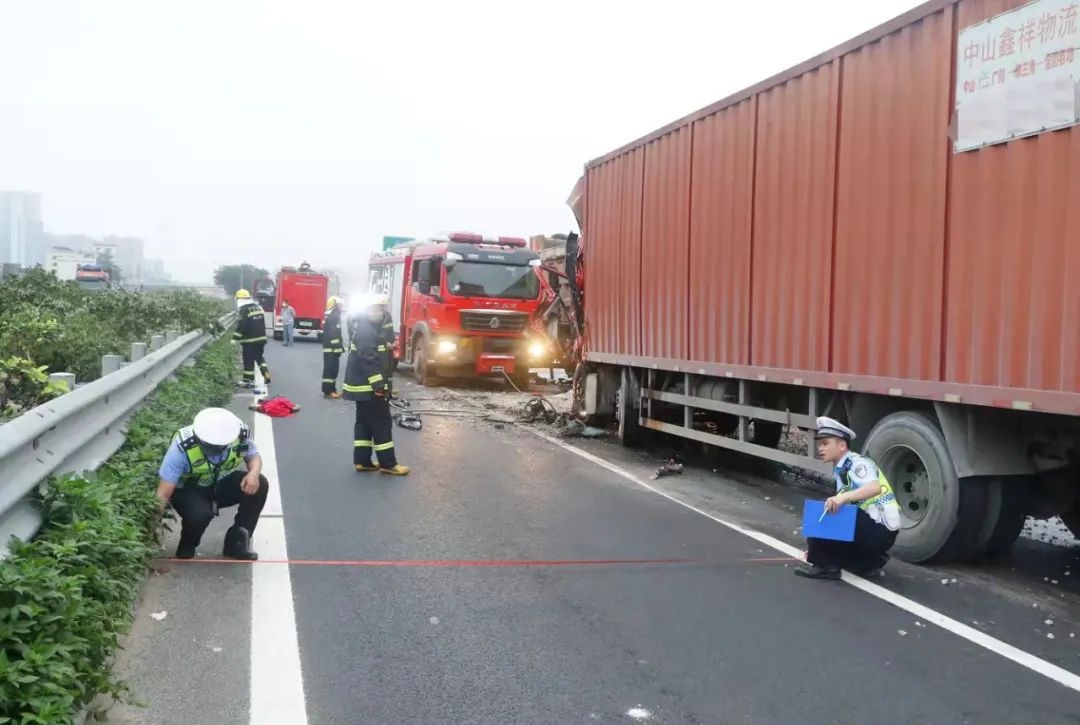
[795,417,901,581]
[343,293,409,476]
[234,288,271,386]
[155,407,268,560]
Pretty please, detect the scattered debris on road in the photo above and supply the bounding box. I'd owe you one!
[898,629,908,637]
[150,611,168,621]
[651,456,684,480]
[626,707,653,721]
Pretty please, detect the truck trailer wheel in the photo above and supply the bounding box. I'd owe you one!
[972,476,1029,559]
[1062,501,1080,540]
[413,336,438,386]
[750,421,783,448]
[616,368,643,447]
[863,411,989,563]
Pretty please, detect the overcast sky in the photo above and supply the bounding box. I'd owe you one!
[0,0,922,284]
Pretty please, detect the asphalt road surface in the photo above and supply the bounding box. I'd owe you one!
[111,339,1080,724]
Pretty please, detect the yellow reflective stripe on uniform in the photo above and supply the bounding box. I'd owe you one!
[354,440,373,447]
[373,441,395,452]
[238,336,267,343]
[343,383,373,393]
[376,345,387,352]
[329,338,341,344]
[368,374,384,384]
[321,378,336,383]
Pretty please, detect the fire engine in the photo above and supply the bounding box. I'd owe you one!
[272,262,330,341]
[368,233,553,387]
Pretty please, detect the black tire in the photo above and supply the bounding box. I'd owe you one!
[1062,501,1080,540]
[751,421,783,448]
[510,371,531,391]
[272,330,283,341]
[616,368,643,447]
[863,411,989,564]
[978,477,1030,558]
[413,336,438,386]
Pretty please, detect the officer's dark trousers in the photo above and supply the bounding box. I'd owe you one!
[807,508,898,571]
[171,471,269,549]
[241,342,270,382]
[354,398,397,468]
[321,352,341,394]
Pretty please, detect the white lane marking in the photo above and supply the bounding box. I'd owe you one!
[532,431,1080,694]
[250,375,309,724]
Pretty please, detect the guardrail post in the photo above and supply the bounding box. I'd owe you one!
[150,334,165,352]
[131,342,147,361]
[165,330,178,343]
[48,373,77,392]
[101,354,122,376]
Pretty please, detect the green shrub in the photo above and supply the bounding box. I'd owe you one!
[0,337,235,724]
[0,268,228,384]
[0,358,68,422]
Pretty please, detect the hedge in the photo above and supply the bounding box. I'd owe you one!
[0,337,235,724]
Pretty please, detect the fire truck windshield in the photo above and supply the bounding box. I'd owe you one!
[447,261,540,300]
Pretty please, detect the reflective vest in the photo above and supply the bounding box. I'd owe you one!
[233,303,268,344]
[837,454,897,513]
[175,425,250,488]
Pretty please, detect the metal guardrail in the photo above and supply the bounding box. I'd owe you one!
[0,314,234,558]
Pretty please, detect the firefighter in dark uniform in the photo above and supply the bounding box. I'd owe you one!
[343,294,409,476]
[321,296,345,398]
[377,298,397,398]
[234,289,271,386]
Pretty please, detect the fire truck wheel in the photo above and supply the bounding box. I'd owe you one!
[413,336,438,386]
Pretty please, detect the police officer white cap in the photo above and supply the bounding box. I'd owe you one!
[814,416,856,442]
[192,407,243,447]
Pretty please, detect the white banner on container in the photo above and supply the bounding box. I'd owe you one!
[955,0,1080,152]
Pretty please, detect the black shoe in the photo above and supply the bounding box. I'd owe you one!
[223,526,258,561]
[175,542,196,559]
[794,565,841,580]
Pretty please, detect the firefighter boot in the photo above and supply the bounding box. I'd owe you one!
[380,464,411,476]
[354,463,379,472]
[223,526,258,561]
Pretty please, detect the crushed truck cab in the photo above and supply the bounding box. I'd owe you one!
[369,233,552,387]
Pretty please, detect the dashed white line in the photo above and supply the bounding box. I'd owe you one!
[250,378,309,724]
[532,430,1080,694]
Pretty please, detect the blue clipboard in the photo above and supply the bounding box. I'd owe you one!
[802,500,856,542]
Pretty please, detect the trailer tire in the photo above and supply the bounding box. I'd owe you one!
[616,368,643,447]
[975,477,1029,558]
[413,336,438,386]
[1062,502,1080,540]
[864,411,989,563]
[751,421,783,448]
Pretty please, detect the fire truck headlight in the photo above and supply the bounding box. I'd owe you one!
[436,338,458,356]
[528,341,548,359]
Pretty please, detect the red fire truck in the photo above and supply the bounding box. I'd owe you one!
[272,262,330,341]
[368,233,552,387]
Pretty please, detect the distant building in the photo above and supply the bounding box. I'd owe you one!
[46,246,97,281]
[143,257,169,282]
[101,235,145,283]
[0,192,44,266]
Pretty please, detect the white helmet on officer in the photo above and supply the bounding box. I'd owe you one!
[192,407,243,453]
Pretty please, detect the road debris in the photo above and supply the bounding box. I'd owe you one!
[1047,633,1056,640]
[626,707,653,721]
[395,412,423,431]
[915,621,926,628]
[150,611,168,621]
[898,629,908,637]
[1045,619,1054,626]
[651,457,684,480]
[429,616,440,625]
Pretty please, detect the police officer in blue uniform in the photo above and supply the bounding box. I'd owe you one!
[796,417,901,580]
[155,407,268,560]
